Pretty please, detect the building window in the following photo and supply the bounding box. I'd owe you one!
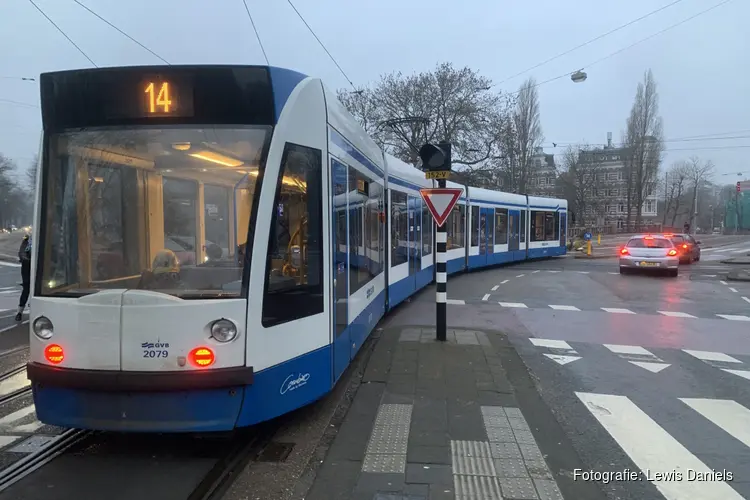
[390,190,408,267]
[618,204,625,213]
[261,143,324,327]
[608,173,617,180]
[495,208,508,244]
[534,159,542,168]
[608,189,618,196]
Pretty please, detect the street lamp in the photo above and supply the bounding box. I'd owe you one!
[571,69,587,83]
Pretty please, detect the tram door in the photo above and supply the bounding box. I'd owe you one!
[331,159,349,383]
[508,210,520,254]
[559,212,567,248]
[478,207,493,265]
[408,196,422,288]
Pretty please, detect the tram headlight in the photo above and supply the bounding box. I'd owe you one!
[32,316,54,340]
[210,319,237,343]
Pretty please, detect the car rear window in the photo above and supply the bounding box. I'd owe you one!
[627,237,672,248]
[669,235,684,243]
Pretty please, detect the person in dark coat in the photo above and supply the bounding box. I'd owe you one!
[16,234,31,321]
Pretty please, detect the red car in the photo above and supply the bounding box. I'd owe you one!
[663,233,701,264]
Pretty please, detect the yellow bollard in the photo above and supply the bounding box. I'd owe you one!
[586,240,592,256]
[597,234,601,245]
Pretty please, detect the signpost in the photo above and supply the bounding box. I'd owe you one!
[418,142,459,342]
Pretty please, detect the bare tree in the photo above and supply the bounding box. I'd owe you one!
[684,156,715,231]
[622,69,664,230]
[662,161,689,227]
[26,154,39,193]
[337,62,515,178]
[510,77,544,193]
[555,145,606,226]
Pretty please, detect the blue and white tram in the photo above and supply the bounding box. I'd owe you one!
[27,65,566,433]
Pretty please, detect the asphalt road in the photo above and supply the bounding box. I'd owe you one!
[433,236,750,499]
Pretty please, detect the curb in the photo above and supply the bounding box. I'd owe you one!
[726,272,750,282]
[720,259,750,265]
[573,254,614,260]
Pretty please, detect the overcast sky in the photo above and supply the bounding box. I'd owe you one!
[1,0,748,184]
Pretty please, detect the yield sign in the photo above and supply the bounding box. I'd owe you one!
[419,188,463,227]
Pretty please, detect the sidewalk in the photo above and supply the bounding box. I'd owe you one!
[303,319,603,500]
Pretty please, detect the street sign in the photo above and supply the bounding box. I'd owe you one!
[419,188,463,227]
[425,170,450,180]
[583,232,592,241]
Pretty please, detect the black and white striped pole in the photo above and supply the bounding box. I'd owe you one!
[419,143,461,342]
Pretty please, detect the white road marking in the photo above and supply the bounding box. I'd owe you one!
[530,338,573,349]
[722,369,750,381]
[0,290,19,295]
[729,287,738,293]
[683,350,741,363]
[0,287,18,291]
[482,294,490,301]
[603,344,653,356]
[544,354,581,365]
[491,285,499,291]
[680,398,750,449]
[0,404,36,428]
[601,307,635,314]
[577,271,590,274]
[716,314,750,321]
[12,421,44,433]
[700,274,717,277]
[630,361,670,373]
[516,274,525,278]
[548,305,581,311]
[576,392,744,500]
[742,296,750,305]
[499,302,527,308]
[658,311,697,318]
[0,371,30,398]
[720,281,728,285]
[0,261,21,268]
[546,270,561,273]
[446,299,465,305]
[500,279,509,284]
[531,270,540,274]
[608,272,618,275]
[0,436,24,448]
[0,321,28,334]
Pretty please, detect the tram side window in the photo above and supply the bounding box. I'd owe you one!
[520,211,526,243]
[495,208,508,245]
[529,211,560,242]
[262,143,324,327]
[349,166,380,294]
[390,190,408,267]
[366,181,384,276]
[470,206,479,247]
[422,206,432,256]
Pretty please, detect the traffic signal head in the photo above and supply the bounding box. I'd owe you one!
[738,181,742,193]
[418,142,452,171]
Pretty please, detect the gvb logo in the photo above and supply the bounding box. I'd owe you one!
[280,373,310,395]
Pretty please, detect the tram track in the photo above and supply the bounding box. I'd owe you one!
[0,416,287,499]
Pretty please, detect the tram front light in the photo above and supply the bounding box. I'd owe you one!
[44,344,64,364]
[33,316,54,340]
[189,347,215,368]
[210,319,237,343]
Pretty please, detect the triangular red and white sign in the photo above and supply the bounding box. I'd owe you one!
[419,188,463,227]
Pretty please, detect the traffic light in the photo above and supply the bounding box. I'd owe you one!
[738,181,742,193]
[418,142,452,172]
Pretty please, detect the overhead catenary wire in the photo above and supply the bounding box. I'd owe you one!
[241,0,269,65]
[27,0,97,67]
[503,0,734,97]
[494,0,685,87]
[285,0,356,90]
[71,0,170,65]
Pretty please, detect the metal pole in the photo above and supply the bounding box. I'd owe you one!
[436,178,447,342]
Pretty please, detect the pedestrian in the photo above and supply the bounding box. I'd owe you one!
[16,234,31,321]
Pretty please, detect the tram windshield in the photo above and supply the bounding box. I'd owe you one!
[38,126,271,298]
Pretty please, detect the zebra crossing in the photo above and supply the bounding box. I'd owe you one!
[528,338,750,380]
[700,244,750,262]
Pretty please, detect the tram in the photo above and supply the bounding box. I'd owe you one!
[27,65,567,432]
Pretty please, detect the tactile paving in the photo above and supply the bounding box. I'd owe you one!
[451,440,492,458]
[486,426,516,443]
[362,453,407,474]
[533,478,564,500]
[452,455,496,477]
[361,403,413,474]
[489,441,522,460]
[454,474,503,500]
[499,476,538,499]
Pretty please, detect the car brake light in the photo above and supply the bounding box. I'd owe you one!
[189,347,215,368]
[644,235,653,240]
[44,344,64,364]
[682,244,688,249]
[620,248,629,255]
[668,249,678,256]
[664,233,674,237]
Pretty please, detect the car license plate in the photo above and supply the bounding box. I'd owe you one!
[639,262,658,267]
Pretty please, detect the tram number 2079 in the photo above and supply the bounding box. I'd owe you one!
[143,350,169,358]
